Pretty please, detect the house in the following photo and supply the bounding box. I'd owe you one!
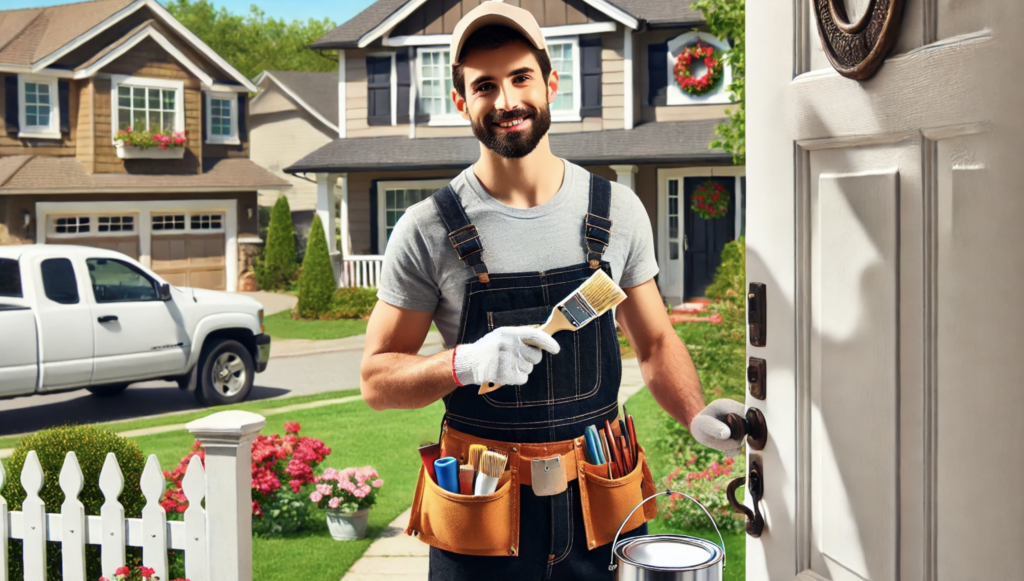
[0,0,289,292]
[282,0,745,304]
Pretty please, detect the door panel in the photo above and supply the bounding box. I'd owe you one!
[33,256,94,390]
[47,237,139,259]
[683,177,736,300]
[151,234,226,290]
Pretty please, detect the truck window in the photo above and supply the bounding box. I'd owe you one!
[41,258,79,304]
[87,258,158,303]
[0,258,22,297]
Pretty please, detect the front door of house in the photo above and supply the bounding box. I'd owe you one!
[683,176,736,300]
[746,2,1024,581]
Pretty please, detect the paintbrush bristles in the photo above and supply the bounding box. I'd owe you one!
[469,445,487,472]
[578,269,627,314]
[479,450,508,479]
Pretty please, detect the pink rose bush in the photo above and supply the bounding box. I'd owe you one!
[310,466,384,514]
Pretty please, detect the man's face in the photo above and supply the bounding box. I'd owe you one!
[453,40,558,159]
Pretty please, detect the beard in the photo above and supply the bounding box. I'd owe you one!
[470,102,552,159]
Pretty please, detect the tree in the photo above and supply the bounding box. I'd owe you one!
[163,0,337,80]
[693,0,745,165]
[255,196,298,291]
[296,215,337,319]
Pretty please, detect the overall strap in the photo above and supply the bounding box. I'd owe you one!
[585,173,613,269]
[431,184,490,284]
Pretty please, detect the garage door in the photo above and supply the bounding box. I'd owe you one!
[45,215,140,259]
[151,233,226,290]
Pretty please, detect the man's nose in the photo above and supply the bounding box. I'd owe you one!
[493,86,520,113]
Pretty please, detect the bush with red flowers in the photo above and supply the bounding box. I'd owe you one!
[98,565,186,581]
[660,451,745,532]
[114,127,186,150]
[673,41,724,96]
[691,179,731,220]
[161,421,331,538]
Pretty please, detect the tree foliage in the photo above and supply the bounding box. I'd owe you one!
[296,215,337,319]
[255,196,298,291]
[693,0,745,165]
[163,0,337,80]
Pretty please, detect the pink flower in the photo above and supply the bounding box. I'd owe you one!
[310,491,323,503]
[115,567,130,577]
[353,487,367,499]
[139,566,155,579]
[317,484,332,495]
[372,479,384,488]
[285,421,301,434]
[328,497,341,509]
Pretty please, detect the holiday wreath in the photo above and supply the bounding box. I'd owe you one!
[673,41,724,96]
[691,179,730,220]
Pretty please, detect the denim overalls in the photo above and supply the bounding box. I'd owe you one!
[428,172,648,580]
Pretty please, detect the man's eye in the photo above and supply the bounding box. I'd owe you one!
[514,75,529,83]
[475,83,494,93]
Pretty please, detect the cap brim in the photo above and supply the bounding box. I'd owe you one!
[451,14,547,62]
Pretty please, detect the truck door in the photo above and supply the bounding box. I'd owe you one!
[32,256,95,390]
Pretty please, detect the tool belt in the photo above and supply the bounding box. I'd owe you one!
[405,419,658,557]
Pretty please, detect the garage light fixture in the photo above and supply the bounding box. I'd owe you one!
[23,210,31,228]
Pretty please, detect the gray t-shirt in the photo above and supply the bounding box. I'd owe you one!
[377,158,660,347]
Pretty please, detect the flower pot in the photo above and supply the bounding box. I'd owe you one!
[115,143,185,159]
[325,508,370,540]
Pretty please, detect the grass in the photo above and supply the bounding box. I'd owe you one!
[263,310,368,340]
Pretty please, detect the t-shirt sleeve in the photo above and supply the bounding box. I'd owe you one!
[618,191,660,289]
[376,210,441,312]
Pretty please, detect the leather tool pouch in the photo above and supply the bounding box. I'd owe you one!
[576,443,658,550]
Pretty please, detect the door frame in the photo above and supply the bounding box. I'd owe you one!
[36,199,239,291]
[657,166,745,305]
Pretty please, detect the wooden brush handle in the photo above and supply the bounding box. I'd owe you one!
[478,309,573,395]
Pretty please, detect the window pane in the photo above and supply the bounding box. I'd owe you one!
[41,258,79,305]
[119,86,131,107]
[163,90,175,110]
[133,109,146,130]
[148,88,160,109]
[38,111,49,126]
[670,245,679,260]
[38,84,49,96]
[149,111,160,131]
[163,112,175,131]
[119,108,132,131]
[386,190,395,209]
[669,216,678,239]
[0,259,23,298]
[133,87,145,108]
[87,259,157,303]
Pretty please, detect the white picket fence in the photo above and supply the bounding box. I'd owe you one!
[0,411,265,581]
[341,255,383,289]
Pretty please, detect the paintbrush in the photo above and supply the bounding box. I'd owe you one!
[479,268,627,394]
[459,464,475,495]
[474,450,508,495]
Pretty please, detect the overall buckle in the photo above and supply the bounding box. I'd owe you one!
[530,455,568,497]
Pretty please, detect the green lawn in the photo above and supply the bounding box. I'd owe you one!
[263,311,368,340]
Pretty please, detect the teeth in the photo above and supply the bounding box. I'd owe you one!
[499,118,524,128]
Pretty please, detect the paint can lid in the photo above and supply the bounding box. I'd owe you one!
[615,534,723,571]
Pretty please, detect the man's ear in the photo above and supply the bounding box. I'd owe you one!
[452,89,470,121]
[546,68,560,105]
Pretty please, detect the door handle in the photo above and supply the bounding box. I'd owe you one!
[97,315,119,323]
[725,406,768,450]
[683,234,689,251]
[727,454,765,537]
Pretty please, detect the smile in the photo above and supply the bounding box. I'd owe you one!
[495,115,531,129]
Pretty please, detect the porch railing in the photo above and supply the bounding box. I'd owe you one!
[342,255,383,289]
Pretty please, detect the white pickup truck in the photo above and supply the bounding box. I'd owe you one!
[0,245,270,406]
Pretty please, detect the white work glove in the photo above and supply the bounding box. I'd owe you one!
[454,326,561,387]
[691,398,746,455]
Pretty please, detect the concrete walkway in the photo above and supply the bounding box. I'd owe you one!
[339,356,647,581]
[239,291,297,315]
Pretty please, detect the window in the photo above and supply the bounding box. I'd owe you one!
[667,179,680,260]
[205,91,239,144]
[87,258,158,303]
[98,215,135,233]
[190,213,223,231]
[54,216,90,234]
[546,38,581,119]
[48,214,137,238]
[18,75,60,139]
[0,259,22,298]
[117,85,176,132]
[377,181,448,251]
[41,258,79,305]
[367,54,393,126]
[153,214,186,231]
[418,49,457,117]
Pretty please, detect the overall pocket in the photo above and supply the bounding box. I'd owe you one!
[577,445,658,549]
[406,464,520,557]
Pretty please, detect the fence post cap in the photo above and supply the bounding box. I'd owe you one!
[187,410,266,439]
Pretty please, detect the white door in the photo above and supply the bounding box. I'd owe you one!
[746,2,1024,581]
[32,256,94,390]
[85,257,187,384]
[657,174,684,304]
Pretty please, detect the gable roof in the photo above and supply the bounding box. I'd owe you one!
[253,70,339,131]
[310,0,703,50]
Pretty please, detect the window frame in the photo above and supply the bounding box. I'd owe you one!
[109,75,185,143]
[376,179,450,252]
[415,47,466,127]
[545,36,582,122]
[204,90,240,145]
[17,74,60,140]
[47,213,138,239]
[86,257,161,304]
[151,212,226,235]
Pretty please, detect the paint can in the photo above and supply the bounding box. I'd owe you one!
[609,490,726,580]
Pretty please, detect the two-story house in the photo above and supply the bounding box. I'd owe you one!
[284,0,745,304]
[0,0,289,291]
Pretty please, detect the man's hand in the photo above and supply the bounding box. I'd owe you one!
[690,398,746,453]
[454,326,560,387]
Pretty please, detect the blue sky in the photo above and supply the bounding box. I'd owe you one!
[4,0,377,26]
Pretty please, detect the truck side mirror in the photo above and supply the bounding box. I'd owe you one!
[159,283,172,301]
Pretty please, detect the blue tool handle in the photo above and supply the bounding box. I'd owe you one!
[584,428,599,464]
[434,457,459,494]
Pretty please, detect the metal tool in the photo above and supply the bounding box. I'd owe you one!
[530,455,568,496]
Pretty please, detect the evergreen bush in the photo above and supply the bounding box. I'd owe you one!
[704,236,745,305]
[1,425,147,581]
[296,215,336,319]
[330,287,379,319]
[255,196,298,291]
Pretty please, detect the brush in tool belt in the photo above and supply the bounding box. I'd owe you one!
[480,268,628,394]
[459,464,475,495]
[474,450,508,495]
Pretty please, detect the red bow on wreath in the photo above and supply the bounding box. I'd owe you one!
[673,40,724,96]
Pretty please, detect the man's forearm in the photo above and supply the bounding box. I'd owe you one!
[360,348,457,411]
[637,332,706,430]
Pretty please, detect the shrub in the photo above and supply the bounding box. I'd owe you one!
[661,452,746,532]
[704,236,745,305]
[1,425,147,581]
[330,287,378,319]
[310,466,384,513]
[254,196,298,291]
[296,215,336,319]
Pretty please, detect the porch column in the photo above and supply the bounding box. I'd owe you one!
[623,27,634,130]
[610,165,638,191]
[338,50,346,138]
[339,172,350,257]
[316,172,342,286]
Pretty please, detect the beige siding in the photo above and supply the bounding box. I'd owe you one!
[250,85,296,116]
[250,109,335,211]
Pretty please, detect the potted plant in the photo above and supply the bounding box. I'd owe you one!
[99,565,188,581]
[114,126,187,159]
[310,466,384,540]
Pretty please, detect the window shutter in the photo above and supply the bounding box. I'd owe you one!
[58,80,70,134]
[201,93,207,141]
[369,180,379,254]
[580,35,602,118]
[366,55,392,126]
[648,42,668,106]
[237,93,248,143]
[396,51,411,124]
[4,76,17,135]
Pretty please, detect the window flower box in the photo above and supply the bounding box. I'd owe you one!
[114,127,187,159]
[115,142,186,159]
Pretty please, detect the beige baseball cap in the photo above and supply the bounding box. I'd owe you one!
[450,2,547,63]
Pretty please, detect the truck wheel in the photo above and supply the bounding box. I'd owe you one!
[87,383,129,397]
[195,339,254,406]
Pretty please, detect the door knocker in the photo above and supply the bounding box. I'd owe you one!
[812,0,907,80]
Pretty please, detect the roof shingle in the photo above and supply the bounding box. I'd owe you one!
[260,70,339,127]
[0,0,136,66]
